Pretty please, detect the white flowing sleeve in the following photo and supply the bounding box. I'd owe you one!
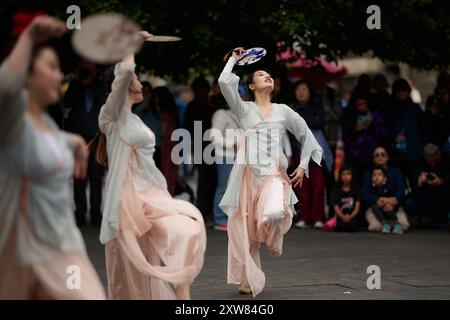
[218,57,250,118]
[283,105,323,177]
[282,133,292,157]
[0,61,27,148]
[98,61,135,134]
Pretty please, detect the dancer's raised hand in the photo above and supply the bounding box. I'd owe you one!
[123,31,153,64]
[232,47,245,61]
[139,31,154,41]
[224,47,245,62]
[6,15,67,75]
[25,15,67,44]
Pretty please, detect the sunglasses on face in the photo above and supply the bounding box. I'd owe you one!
[373,152,387,158]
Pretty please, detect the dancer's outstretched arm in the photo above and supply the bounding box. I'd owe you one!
[99,31,152,133]
[0,16,66,148]
[98,55,136,132]
[218,50,250,118]
[284,105,323,186]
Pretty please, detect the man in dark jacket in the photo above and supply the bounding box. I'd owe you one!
[64,61,106,227]
[388,78,428,192]
[183,76,217,227]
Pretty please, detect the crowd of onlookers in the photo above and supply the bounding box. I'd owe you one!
[285,72,450,234]
[50,60,450,235]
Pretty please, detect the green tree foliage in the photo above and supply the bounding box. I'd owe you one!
[1,0,449,81]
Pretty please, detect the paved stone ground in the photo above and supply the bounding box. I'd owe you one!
[82,225,450,300]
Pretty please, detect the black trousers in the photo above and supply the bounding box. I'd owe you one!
[405,189,449,222]
[335,209,360,232]
[74,135,105,226]
[196,162,217,220]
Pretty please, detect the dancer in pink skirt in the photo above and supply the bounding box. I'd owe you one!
[0,15,105,299]
[98,32,206,300]
[218,49,323,296]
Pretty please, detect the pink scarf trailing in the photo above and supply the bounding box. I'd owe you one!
[227,129,293,297]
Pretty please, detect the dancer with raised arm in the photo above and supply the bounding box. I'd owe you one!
[0,15,105,299]
[99,31,206,300]
[218,48,323,297]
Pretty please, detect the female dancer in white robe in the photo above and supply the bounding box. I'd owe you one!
[0,16,105,299]
[99,32,206,300]
[218,49,323,297]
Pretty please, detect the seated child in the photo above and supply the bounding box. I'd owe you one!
[331,166,361,232]
[370,167,404,234]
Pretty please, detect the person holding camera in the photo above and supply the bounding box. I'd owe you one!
[405,143,450,228]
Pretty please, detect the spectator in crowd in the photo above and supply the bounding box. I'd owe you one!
[64,60,106,227]
[151,87,180,196]
[405,143,450,228]
[184,76,217,227]
[174,87,192,178]
[271,71,291,104]
[434,82,450,159]
[353,73,372,94]
[363,146,410,232]
[310,65,342,150]
[290,80,331,229]
[369,167,404,234]
[424,95,449,148]
[434,85,450,137]
[370,73,391,123]
[387,78,428,192]
[330,166,361,232]
[342,90,387,178]
[435,84,450,115]
[436,71,450,90]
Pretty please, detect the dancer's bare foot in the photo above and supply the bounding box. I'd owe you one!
[176,284,191,300]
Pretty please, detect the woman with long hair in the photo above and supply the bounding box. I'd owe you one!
[0,15,105,299]
[98,32,206,300]
[218,49,323,296]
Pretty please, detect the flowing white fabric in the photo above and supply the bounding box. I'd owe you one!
[99,62,206,300]
[0,61,86,265]
[217,57,323,297]
[99,62,168,244]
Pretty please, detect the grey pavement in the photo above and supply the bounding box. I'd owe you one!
[82,225,450,300]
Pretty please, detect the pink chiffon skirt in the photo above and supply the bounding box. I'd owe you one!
[105,179,206,300]
[227,166,293,297]
[0,226,105,300]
